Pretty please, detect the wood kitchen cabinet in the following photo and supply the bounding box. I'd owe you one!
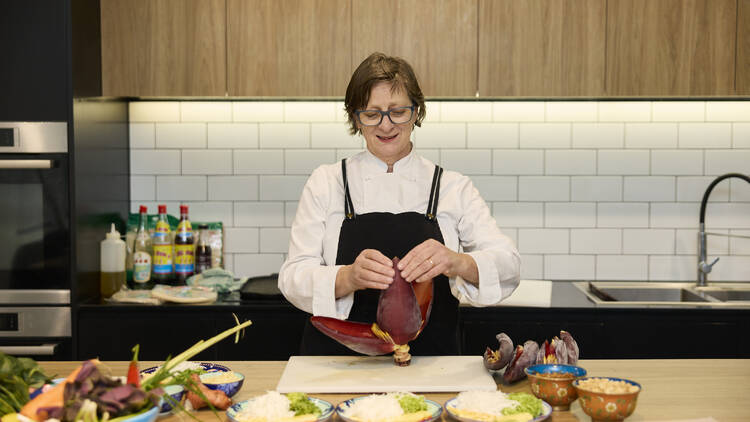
[227,0,351,97]
[738,0,750,95]
[352,0,477,97]
[606,0,736,96]
[100,0,226,96]
[478,0,606,97]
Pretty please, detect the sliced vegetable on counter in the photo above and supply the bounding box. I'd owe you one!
[482,331,580,383]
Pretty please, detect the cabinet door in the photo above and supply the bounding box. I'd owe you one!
[100,0,226,96]
[352,0,477,97]
[478,0,605,97]
[606,0,736,96]
[217,307,308,360]
[739,0,750,94]
[227,0,351,97]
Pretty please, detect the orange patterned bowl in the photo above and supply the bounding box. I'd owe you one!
[524,364,587,411]
[573,377,641,422]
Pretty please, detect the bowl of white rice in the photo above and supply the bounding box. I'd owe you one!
[444,390,550,422]
[336,392,441,422]
[228,391,333,422]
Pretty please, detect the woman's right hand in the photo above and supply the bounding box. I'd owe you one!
[335,249,395,297]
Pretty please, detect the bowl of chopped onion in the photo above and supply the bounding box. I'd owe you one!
[573,377,641,422]
[199,370,244,398]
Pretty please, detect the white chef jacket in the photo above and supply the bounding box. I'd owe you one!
[278,148,520,319]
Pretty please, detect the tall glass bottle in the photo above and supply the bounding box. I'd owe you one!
[152,205,174,285]
[132,205,154,290]
[174,205,194,285]
[195,224,212,275]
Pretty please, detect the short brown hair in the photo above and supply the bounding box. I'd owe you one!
[344,52,426,136]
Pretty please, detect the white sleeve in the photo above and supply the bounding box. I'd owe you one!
[277,166,354,319]
[450,177,521,306]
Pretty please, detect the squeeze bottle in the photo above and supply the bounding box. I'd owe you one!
[100,223,126,298]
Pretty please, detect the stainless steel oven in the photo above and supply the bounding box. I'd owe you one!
[0,122,72,359]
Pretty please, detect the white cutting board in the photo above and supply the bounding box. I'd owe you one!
[276,355,496,393]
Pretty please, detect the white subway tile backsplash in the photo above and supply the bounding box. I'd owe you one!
[679,123,731,148]
[545,150,596,175]
[520,123,571,148]
[705,203,750,229]
[130,123,155,148]
[223,254,234,273]
[156,176,206,201]
[225,228,260,253]
[545,203,596,228]
[259,123,310,148]
[596,255,647,280]
[493,150,543,175]
[155,123,206,148]
[597,203,649,228]
[311,123,361,149]
[467,123,518,148]
[493,202,543,228]
[710,256,750,281]
[519,254,544,279]
[571,176,622,202]
[130,101,180,122]
[208,176,258,201]
[182,150,232,175]
[598,102,651,122]
[414,149,440,164]
[233,254,285,277]
[651,150,703,175]
[235,202,284,227]
[414,123,466,148]
[649,256,695,281]
[234,150,284,174]
[285,102,337,122]
[502,228,518,246]
[676,229,728,255]
[131,176,155,200]
[571,229,621,254]
[424,102,442,123]
[517,229,569,253]
[729,230,750,254]
[233,102,284,122]
[546,102,597,122]
[285,202,299,226]
[208,123,258,148]
[652,101,705,122]
[259,176,308,200]
[470,176,517,201]
[572,123,624,148]
[650,203,699,228]
[734,123,750,148]
[623,229,674,254]
[260,228,291,253]
[441,102,492,122]
[544,255,595,279]
[130,150,180,175]
[336,149,366,161]
[730,179,750,201]
[183,201,233,225]
[181,102,232,122]
[285,150,336,175]
[624,176,675,201]
[706,102,750,122]
[442,150,491,175]
[677,177,729,202]
[625,123,678,149]
[518,176,569,201]
[705,150,750,175]
[493,102,545,122]
[598,150,649,175]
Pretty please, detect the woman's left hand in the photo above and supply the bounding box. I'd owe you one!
[398,239,474,283]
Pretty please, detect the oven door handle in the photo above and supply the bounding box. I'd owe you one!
[0,159,55,169]
[0,343,58,356]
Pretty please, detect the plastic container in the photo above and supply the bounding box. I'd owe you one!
[100,223,126,298]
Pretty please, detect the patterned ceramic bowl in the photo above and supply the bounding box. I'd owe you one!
[199,370,245,398]
[159,384,186,413]
[525,364,587,410]
[573,377,641,422]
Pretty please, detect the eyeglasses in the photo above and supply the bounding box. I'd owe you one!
[354,105,415,126]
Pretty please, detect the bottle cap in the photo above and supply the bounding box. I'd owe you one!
[180,205,189,213]
[139,205,147,213]
[105,223,121,240]
[158,205,167,214]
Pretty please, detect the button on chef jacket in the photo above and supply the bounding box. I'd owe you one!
[278,148,521,320]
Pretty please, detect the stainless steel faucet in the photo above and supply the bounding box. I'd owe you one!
[697,172,750,286]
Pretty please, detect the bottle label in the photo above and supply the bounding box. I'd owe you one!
[133,251,152,283]
[176,220,193,242]
[153,220,170,240]
[174,244,194,274]
[153,244,173,274]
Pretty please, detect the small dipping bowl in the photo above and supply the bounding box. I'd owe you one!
[199,371,245,398]
[159,384,186,414]
[525,364,587,411]
[573,377,641,422]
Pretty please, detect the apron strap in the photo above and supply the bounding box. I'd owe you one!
[342,159,356,219]
[426,165,443,220]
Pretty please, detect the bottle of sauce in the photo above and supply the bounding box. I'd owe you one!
[152,205,174,285]
[174,204,194,285]
[100,223,126,299]
[195,224,212,275]
[132,205,154,290]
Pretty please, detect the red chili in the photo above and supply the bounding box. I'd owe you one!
[127,344,140,387]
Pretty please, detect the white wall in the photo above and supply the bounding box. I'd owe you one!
[129,101,750,282]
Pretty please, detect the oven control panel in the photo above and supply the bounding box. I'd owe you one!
[0,307,70,337]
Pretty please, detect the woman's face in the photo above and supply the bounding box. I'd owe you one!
[357,81,415,166]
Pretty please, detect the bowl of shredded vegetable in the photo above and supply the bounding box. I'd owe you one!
[200,371,245,398]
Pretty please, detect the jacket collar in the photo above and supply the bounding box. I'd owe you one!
[360,144,418,181]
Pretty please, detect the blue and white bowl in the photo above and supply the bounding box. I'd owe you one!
[140,362,231,377]
[227,396,334,422]
[158,384,186,414]
[199,371,245,398]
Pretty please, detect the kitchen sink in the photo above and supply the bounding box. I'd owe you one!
[574,281,750,308]
[697,288,750,302]
[590,285,711,303]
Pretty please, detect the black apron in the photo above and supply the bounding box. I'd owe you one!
[300,159,460,356]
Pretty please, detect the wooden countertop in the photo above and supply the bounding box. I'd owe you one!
[37,359,750,422]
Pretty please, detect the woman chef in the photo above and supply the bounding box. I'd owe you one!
[278,52,521,356]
